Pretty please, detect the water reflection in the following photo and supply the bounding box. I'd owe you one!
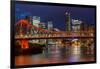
[15,38,95,66]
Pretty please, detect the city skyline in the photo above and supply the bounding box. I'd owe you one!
[14,2,96,67]
[15,3,95,31]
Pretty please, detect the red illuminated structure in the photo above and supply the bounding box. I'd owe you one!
[15,18,50,49]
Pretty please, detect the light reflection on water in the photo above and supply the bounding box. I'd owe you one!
[15,45,95,66]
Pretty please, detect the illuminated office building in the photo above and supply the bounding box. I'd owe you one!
[47,21,53,44]
[48,21,53,30]
[32,16,40,27]
[65,12,71,31]
[72,19,82,32]
[38,22,46,29]
[80,22,88,31]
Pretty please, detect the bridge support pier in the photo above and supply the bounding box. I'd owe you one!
[20,40,29,49]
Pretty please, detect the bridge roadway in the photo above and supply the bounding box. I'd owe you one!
[15,35,94,40]
[15,31,94,40]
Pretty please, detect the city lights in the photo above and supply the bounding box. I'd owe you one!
[14,3,95,67]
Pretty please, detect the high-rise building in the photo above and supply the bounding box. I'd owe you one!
[88,24,94,31]
[32,16,40,27]
[48,21,53,30]
[32,16,40,43]
[38,23,46,29]
[72,19,82,32]
[80,22,88,31]
[65,12,71,31]
[47,21,54,44]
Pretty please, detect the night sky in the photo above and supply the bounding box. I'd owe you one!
[15,3,95,31]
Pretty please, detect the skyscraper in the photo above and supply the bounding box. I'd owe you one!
[47,21,53,44]
[80,22,88,31]
[38,23,46,29]
[48,21,53,30]
[72,19,82,32]
[65,12,71,31]
[32,16,40,27]
[88,24,94,31]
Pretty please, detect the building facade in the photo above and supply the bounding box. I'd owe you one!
[65,12,71,31]
[32,16,40,27]
[48,21,53,30]
[72,19,82,32]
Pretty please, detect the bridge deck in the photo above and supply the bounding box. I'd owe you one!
[15,36,94,40]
